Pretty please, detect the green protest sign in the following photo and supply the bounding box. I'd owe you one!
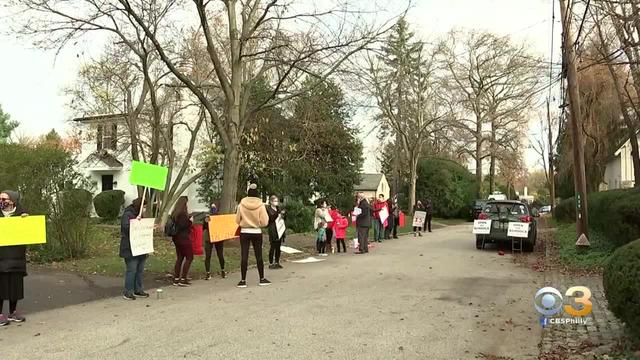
[129,161,168,190]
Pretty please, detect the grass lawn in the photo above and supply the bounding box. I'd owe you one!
[554,223,616,270]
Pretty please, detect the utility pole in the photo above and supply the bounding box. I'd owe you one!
[546,99,556,212]
[559,0,589,242]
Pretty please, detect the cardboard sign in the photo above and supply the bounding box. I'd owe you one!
[412,211,426,228]
[507,222,529,238]
[129,161,169,190]
[129,218,155,256]
[208,214,240,243]
[276,216,286,239]
[0,215,47,247]
[472,220,492,235]
[379,206,389,227]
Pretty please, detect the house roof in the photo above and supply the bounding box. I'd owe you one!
[72,114,127,123]
[80,150,124,169]
[354,173,384,191]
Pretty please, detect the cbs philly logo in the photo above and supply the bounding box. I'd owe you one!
[534,286,593,327]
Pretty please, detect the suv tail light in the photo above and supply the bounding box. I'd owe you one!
[478,213,490,220]
[519,215,533,223]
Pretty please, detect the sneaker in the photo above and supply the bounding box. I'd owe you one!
[134,291,150,298]
[0,314,9,326]
[178,279,191,287]
[259,278,272,286]
[220,270,226,279]
[172,278,180,286]
[123,293,136,301]
[268,264,276,269]
[275,264,283,269]
[204,272,212,281]
[237,280,247,288]
[319,253,329,257]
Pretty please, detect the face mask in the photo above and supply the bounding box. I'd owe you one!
[271,201,279,206]
[142,207,147,213]
[210,206,218,215]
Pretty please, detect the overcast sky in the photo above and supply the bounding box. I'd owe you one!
[0,0,559,174]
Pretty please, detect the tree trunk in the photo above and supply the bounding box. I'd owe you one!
[475,147,483,199]
[408,156,418,215]
[220,144,242,213]
[489,119,496,194]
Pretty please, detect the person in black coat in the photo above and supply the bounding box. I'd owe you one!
[119,197,149,300]
[0,190,29,325]
[355,192,371,254]
[266,195,286,269]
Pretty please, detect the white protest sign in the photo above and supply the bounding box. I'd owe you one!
[472,220,492,235]
[291,256,326,263]
[276,216,286,240]
[379,206,389,226]
[280,245,302,254]
[412,211,426,227]
[130,218,155,256]
[353,207,362,216]
[507,222,529,238]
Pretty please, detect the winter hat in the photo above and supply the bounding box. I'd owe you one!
[247,183,259,197]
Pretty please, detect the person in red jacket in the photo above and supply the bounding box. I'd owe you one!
[333,211,349,253]
[326,205,340,253]
[372,194,388,243]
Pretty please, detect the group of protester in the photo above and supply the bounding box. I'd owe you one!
[0,185,436,321]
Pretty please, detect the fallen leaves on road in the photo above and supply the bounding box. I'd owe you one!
[476,353,514,360]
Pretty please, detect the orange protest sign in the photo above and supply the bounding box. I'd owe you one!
[207,214,240,243]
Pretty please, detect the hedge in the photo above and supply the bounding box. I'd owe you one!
[603,239,640,341]
[93,190,125,220]
[283,200,315,234]
[554,188,640,247]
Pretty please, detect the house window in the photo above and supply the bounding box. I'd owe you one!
[101,174,114,191]
[96,123,118,151]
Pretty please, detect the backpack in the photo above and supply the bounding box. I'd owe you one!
[164,216,178,237]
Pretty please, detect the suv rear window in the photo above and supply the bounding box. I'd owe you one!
[484,203,528,216]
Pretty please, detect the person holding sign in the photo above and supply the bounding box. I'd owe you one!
[119,198,150,300]
[372,194,388,243]
[203,203,226,280]
[0,190,28,325]
[413,200,425,237]
[266,196,286,270]
[235,184,271,288]
[355,192,372,254]
[170,196,194,287]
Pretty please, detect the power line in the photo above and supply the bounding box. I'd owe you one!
[549,0,556,101]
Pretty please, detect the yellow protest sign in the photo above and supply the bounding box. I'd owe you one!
[207,214,240,243]
[0,215,47,246]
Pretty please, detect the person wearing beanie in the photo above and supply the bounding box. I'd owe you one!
[235,183,270,288]
[0,190,29,325]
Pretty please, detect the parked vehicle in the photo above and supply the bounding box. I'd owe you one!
[487,191,507,201]
[475,200,539,252]
[539,205,551,214]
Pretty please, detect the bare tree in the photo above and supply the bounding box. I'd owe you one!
[9,0,395,212]
[440,31,543,198]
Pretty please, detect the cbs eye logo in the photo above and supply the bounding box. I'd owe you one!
[534,286,593,317]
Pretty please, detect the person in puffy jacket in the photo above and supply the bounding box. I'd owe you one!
[235,183,270,288]
[0,190,28,325]
[333,211,349,253]
[119,197,149,300]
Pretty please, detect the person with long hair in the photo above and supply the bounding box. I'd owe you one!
[170,196,193,286]
[235,184,270,288]
[0,190,29,325]
[120,197,149,300]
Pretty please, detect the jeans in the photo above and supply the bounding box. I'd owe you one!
[373,219,383,242]
[124,255,147,294]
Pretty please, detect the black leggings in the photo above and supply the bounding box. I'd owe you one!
[204,241,225,273]
[336,239,346,252]
[316,239,326,254]
[325,228,333,251]
[240,233,265,281]
[0,300,17,314]
[269,241,282,264]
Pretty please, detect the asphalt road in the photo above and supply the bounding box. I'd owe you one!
[0,225,542,360]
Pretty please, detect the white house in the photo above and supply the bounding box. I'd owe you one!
[602,138,636,190]
[73,114,210,215]
[354,173,390,200]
